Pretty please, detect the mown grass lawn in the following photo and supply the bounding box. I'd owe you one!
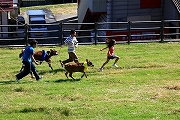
[20,3,77,14]
[0,43,180,120]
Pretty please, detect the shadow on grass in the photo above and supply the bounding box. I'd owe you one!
[12,106,70,116]
[38,68,65,75]
[0,79,80,85]
[0,78,80,85]
[0,80,34,85]
[52,78,81,83]
[13,68,65,75]
[0,80,16,85]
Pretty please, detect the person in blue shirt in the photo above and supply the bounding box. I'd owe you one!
[15,40,42,83]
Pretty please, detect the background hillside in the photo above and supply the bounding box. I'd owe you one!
[20,3,77,15]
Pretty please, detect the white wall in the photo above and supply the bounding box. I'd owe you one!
[107,0,162,29]
[88,0,106,13]
[1,12,8,38]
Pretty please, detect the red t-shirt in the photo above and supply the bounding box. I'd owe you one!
[108,46,114,57]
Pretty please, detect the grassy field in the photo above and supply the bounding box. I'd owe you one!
[20,3,77,14]
[0,43,180,119]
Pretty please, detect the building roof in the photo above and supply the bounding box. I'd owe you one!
[172,0,180,13]
[0,0,13,12]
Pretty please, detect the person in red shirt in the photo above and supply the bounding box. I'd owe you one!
[99,38,119,71]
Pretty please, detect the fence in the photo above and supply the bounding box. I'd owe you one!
[0,20,180,47]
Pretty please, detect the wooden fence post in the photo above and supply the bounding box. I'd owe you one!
[160,20,164,43]
[59,22,63,45]
[128,21,131,44]
[94,22,98,45]
[24,24,29,46]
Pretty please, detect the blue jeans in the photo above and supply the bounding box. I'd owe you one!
[16,61,40,80]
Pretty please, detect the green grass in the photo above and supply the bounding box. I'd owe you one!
[1,43,180,120]
[20,3,77,14]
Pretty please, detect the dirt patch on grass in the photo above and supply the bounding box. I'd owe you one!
[164,86,180,90]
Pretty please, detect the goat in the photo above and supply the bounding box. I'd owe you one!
[63,59,94,80]
[19,49,58,71]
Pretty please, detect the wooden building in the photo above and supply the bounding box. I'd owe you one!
[78,0,180,41]
[0,0,14,38]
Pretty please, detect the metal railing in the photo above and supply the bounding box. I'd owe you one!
[0,19,180,47]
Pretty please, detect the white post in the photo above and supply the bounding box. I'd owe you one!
[2,12,8,38]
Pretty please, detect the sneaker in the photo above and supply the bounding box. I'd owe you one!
[112,64,118,68]
[37,76,43,81]
[15,76,20,83]
[31,76,35,79]
[59,60,64,67]
[99,67,103,71]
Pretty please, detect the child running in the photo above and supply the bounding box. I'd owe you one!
[15,40,42,83]
[99,38,119,71]
[60,29,79,67]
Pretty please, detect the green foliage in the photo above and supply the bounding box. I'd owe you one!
[0,43,180,119]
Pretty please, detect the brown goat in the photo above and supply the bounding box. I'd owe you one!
[63,59,94,80]
[19,49,58,71]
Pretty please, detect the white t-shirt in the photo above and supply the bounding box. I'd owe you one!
[64,35,78,52]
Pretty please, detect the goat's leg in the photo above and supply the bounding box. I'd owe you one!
[48,62,53,70]
[84,72,87,78]
[65,72,68,78]
[81,72,86,78]
[69,73,75,80]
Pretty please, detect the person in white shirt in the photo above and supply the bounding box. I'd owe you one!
[60,29,79,67]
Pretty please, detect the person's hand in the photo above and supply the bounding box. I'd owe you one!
[100,49,103,51]
[75,43,78,48]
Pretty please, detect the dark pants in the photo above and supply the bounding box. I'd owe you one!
[62,52,78,64]
[16,61,40,80]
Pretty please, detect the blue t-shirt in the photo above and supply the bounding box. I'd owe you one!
[22,46,34,62]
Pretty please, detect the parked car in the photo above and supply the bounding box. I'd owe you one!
[16,16,25,38]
